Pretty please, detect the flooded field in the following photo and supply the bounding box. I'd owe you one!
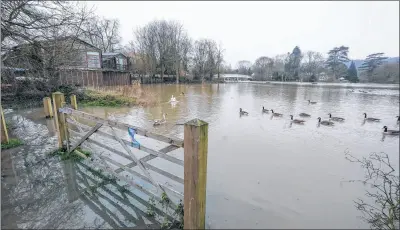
[2,82,399,229]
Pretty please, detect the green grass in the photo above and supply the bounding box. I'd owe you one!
[50,147,91,161]
[1,138,23,150]
[80,90,136,107]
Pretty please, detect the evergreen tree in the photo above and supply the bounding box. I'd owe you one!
[326,46,350,80]
[347,61,359,83]
[359,53,388,82]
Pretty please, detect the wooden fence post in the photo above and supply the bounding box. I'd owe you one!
[52,92,67,148]
[184,118,209,229]
[43,97,53,118]
[70,94,78,110]
[1,106,9,144]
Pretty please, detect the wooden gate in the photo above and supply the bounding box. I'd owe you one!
[51,92,208,229]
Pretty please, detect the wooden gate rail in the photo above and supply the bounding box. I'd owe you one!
[68,108,183,147]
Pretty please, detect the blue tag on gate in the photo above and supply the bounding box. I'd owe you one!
[128,127,140,148]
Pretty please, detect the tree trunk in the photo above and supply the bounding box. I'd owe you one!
[161,62,164,81]
[176,59,180,84]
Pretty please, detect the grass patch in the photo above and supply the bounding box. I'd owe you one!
[80,89,136,107]
[1,138,23,150]
[50,147,91,161]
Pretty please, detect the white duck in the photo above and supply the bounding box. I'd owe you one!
[169,95,178,103]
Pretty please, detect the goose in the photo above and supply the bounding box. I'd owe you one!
[383,126,399,135]
[299,113,311,117]
[262,106,269,113]
[363,113,380,122]
[153,113,166,126]
[290,115,305,124]
[240,108,249,116]
[328,113,345,122]
[270,109,283,117]
[308,100,317,104]
[317,117,334,126]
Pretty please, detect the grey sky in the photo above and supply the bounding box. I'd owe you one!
[88,1,399,66]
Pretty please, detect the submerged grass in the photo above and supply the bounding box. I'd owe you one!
[1,138,23,150]
[82,85,158,107]
[50,147,91,161]
[81,89,137,107]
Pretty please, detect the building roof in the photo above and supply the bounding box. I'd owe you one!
[217,74,253,79]
[103,52,127,58]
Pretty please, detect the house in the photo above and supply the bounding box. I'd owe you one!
[2,36,102,70]
[102,52,128,71]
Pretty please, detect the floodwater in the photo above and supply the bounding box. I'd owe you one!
[2,82,399,229]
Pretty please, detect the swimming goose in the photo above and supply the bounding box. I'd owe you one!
[169,95,178,103]
[383,126,399,135]
[328,113,345,122]
[308,100,317,104]
[240,108,249,115]
[299,113,311,117]
[262,106,269,113]
[363,113,380,122]
[270,109,283,117]
[153,113,166,126]
[290,115,305,124]
[317,117,334,126]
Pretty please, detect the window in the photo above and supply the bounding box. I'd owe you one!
[87,51,100,68]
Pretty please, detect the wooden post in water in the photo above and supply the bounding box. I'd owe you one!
[52,92,67,148]
[70,94,78,110]
[43,97,53,118]
[1,105,9,143]
[184,118,209,229]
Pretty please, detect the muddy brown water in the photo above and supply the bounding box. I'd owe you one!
[2,82,399,229]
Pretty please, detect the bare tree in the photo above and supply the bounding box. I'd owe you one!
[192,39,208,81]
[300,51,325,81]
[82,17,121,52]
[236,60,252,75]
[345,152,399,230]
[215,42,225,79]
[253,56,274,80]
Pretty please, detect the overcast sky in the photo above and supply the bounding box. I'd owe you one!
[88,1,399,66]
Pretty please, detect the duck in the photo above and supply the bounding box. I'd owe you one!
[169,95,177,103]
[317,117,334,126]
[290,115,305,124]
[239,108,249,116]
[363,113,380,122]
[299,113,311,117]
[153,113,166,126]
[262,106,269,113]
[383,126,399,135]
[180,92,185,96]
[270,109,283,117]
[308,100,317,104]
[328,113,345,122]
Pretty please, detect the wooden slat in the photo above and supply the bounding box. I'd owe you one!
[67,118,184,166]
[67,109,183,147]
[86,138,184,185]
[100,155,183,198]
[110,126,162,191]
[76,161,178,210]
[69,123,103,153]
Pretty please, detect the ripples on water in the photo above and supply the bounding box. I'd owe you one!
[3,83,399,229]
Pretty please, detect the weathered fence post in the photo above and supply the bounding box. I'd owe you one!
[70,94,78,110]
[184,118,209,229]
[1,106,10,143]
[43,97,53,118]
[52,92,68,148]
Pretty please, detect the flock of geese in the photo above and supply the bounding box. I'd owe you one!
[239,100,400,135]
